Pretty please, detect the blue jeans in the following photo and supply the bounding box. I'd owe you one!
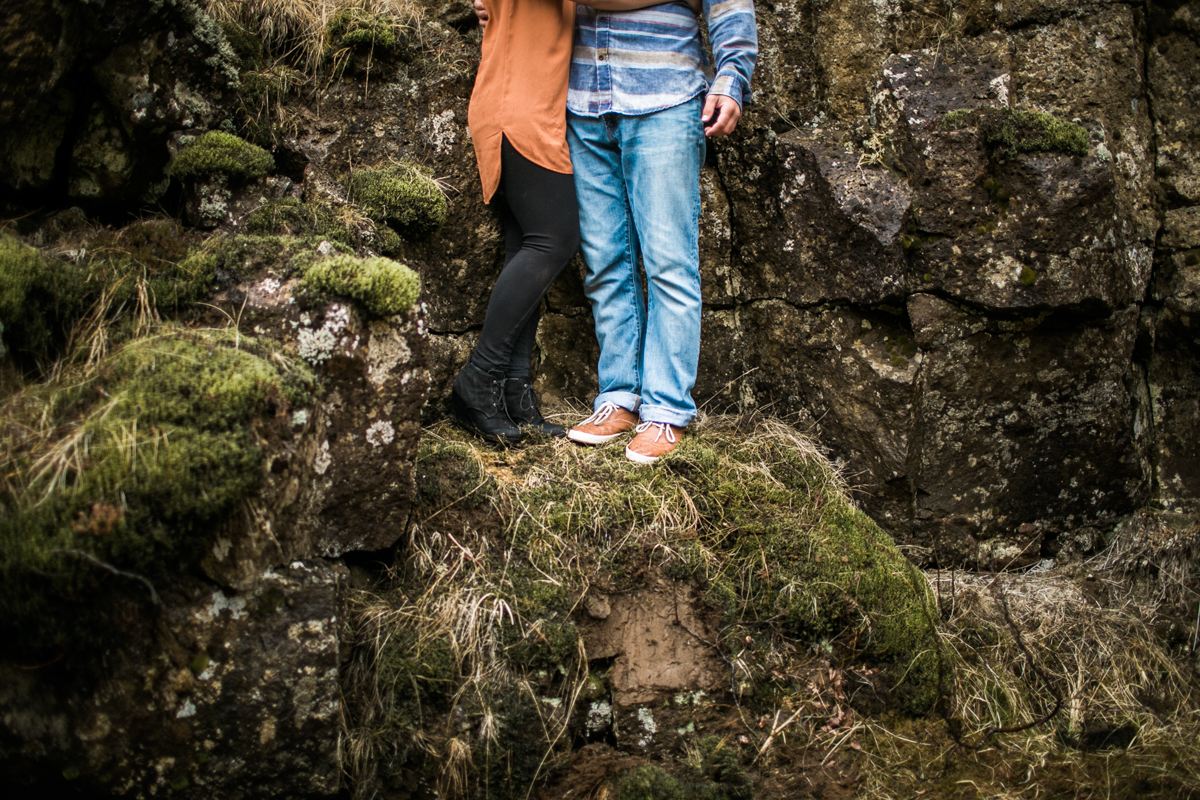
[567,97,705,428]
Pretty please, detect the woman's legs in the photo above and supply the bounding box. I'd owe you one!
[470,138,580,377]
[452,138,579,441]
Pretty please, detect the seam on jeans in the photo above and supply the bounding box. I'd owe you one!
[620,161,642,396]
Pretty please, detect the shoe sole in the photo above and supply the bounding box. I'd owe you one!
[624,446,660,464]
[568,429,630,445]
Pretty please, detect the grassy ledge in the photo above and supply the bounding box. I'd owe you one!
[342,415,1200,799]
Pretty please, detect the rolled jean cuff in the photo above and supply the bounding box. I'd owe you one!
[595,391,641,414]
[638,404,693,428]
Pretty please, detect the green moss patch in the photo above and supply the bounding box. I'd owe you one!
[87,219,214,312]
[0,234,87,364]
[171,131,275,183]
[246,198,400,256]
[345,162,448,240]
[299,253,420,318]
[247,198,358,245]
[327,6,400,52]
[942,108,1090,161]
[614,741,752,800]
[0,326,313,657]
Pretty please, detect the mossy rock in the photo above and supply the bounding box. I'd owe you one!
[345,163,448,240]
[0,326,313,657]
[613,744,751,800]
[941,108,1089,161]
[87,219,214,312]
[247,198,357,245]
[0,234,87,364]
[171,131,275,183]
[417,420,941,713]
[299,253,420,318]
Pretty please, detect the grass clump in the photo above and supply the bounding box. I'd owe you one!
[345,162,448,240]
[86,219,214,313]
[0,326,313,658]
[247,198,360,245]
[613,741,752,800]
[171,131,275,183]
[299,253,420,318]
[202,0,421,73]
[327,5,400,52]
[941,108,1090,161]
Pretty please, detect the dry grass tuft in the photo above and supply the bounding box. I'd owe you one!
[202,0,422,72]
[848,516,1200,799]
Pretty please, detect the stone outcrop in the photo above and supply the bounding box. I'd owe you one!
[1,561,346,798]
[0,0,238,207]
[2,245,429,797]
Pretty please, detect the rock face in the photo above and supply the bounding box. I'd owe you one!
[288,1,1191,567]
[1,561,346,798]
[0,0,238,207]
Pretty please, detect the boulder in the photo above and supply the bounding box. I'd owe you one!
[0,561,346,799]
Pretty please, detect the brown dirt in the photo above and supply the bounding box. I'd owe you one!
[579,574,727,706]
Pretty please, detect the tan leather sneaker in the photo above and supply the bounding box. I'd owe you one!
[624,421,683,464]
[567,402,639,444]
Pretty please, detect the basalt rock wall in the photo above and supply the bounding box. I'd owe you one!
[1,1,1197,568]
[356,0,1195,568]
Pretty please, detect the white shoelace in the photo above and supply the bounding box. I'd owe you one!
[633,421,676,443]
[579,401,621,426]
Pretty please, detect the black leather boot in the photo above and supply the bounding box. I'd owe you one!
[504,379,566,438]
[450,361,523,443]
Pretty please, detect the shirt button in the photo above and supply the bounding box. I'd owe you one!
[599,50,608,61]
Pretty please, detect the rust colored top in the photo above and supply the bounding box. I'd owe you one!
[467,0,576,203]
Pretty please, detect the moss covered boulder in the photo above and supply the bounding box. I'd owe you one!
[0,326,313,656]
[298,252,420,318]
[0,234,86,366]
[342,416,938,798]
[171,131,275,184]
[345,162,448,240]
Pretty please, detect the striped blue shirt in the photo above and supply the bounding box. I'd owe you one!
[567,0,757,117]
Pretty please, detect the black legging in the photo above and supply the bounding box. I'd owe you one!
[470,137,580,379]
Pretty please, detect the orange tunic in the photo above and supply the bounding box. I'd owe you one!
[468,0,576,203]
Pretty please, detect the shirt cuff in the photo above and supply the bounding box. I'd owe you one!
[707,73,748,107]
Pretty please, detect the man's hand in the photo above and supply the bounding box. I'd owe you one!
[473,0,488,28]
[702,94,741,137]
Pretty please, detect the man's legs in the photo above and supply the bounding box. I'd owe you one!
[617,98,705,428]
[567,112,646,418]
[567,99,705,433]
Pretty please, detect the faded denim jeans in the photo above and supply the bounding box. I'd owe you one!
[567,96,706,428]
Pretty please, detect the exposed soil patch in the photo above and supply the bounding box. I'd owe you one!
[580,576,727,706]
